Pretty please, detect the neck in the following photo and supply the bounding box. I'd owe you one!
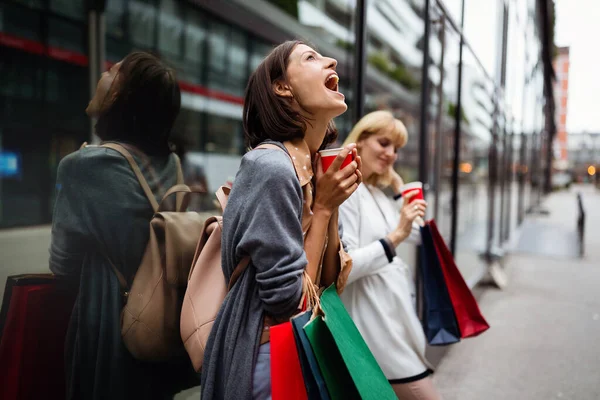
[303,116,330,155]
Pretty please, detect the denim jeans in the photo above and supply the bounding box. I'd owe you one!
[252,343,271,400]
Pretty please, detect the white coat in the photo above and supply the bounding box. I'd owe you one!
[339,183,433,380]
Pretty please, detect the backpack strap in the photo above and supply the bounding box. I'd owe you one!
[159,184,206,212]
[100,142,160,213]
[215,186,231,211]
[108,259,129,294]
[228,257,251,291]
[174,153,184,184]
[172,154,185,210]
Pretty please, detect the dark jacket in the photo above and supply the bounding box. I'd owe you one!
[49,145,196,400]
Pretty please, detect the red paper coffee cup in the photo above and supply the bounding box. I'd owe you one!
[400,182,424,203]
[319,148,354,173]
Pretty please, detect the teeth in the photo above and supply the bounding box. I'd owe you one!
[326,74,339,90]
[326,75,339,85]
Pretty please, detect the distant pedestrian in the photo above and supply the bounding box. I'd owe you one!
[49,51,196,400]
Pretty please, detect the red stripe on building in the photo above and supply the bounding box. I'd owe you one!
[0,32,45,55]
[0,32,244,105]
[178,81,244,105]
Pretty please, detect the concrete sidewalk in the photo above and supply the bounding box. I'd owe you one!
[433,184,600,400]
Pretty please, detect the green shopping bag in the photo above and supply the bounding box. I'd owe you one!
[303,285,396,400]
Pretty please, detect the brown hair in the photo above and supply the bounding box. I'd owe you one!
[243,40,337,149]
[96,51,181,155]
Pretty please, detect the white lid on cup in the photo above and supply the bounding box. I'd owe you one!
[400,181,423,193]
[318,147,343,157]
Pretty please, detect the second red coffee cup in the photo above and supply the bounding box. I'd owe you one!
[319,148,354,173]
[400,182,424,203]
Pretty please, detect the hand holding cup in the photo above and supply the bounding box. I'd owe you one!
[313,144,362,214]
[387,190,427,247]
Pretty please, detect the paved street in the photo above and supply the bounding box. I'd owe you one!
[434,184,600,400]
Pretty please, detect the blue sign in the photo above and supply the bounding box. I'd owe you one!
[0,151,21,178]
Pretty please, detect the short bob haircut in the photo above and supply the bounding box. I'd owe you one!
[96,51,181,155]
[343,110,408,188]
[243,40,337,150]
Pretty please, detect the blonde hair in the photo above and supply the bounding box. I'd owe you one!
[343,110,408,188]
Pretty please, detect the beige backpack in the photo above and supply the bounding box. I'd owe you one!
[97,143,207,361]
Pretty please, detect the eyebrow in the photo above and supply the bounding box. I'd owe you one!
[302,50,320,58]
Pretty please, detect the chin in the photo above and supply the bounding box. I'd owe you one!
[330,102,348,118]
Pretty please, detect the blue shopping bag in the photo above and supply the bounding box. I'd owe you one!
[291,311,330,400]
[419,223,461,345]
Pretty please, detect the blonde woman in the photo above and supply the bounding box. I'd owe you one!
[338,111,442,399]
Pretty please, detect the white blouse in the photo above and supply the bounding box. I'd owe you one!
[339,184,432,380]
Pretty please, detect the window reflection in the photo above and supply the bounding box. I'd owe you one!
[106,0,126,38]
[129,0,156,48]
[1,3,42,42]
[49,0,84,21]
[48,17,84,53]
[158,0,183,58]
[204,114,243,155]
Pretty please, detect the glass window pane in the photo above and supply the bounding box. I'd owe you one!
[204,114,243,155]
[172,108,204,151]
[184,11,207,65]
[0,47,44,100]
[158,0,183,58]
[106,0,126,38]
[48,17,84,53]
[107,36,132,63]
[9,0,44,10]
[50,0,85,21]
[208,21,228,73]
[250,40,271,71]
[228,29,247,96]
[207,21,230,93]
[129,0,157,48]
[0,3,43,42]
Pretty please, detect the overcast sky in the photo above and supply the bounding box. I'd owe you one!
[555,0,600,133]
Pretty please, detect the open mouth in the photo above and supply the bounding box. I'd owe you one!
[325,73,339,92]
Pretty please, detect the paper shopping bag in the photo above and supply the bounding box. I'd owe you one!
[429,220,490,338]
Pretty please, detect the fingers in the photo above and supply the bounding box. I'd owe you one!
[328,143,356,173]
[339,170,359,189]
[355,153,362,173]
[338,160,359,179]
[355,167,363,186]
[402,198,427,222]
[411,199,427,208]
[402,190,419,205]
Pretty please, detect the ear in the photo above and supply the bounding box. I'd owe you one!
[273,80,293,99]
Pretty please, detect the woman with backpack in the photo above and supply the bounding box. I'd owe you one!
[49,52,196,399]
[200,40,361,399]
[338,111,441,399]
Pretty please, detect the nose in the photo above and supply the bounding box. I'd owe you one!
[325,57,337,70]
[385,146,396,157]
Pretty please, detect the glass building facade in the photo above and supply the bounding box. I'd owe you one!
[0,0,554,273]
